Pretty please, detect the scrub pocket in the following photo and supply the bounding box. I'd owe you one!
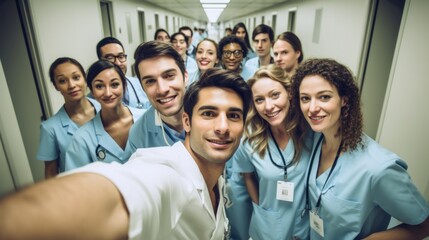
[249,202,283,240]
[320,190,362,238]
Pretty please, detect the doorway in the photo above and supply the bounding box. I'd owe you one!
[359,0,405,139]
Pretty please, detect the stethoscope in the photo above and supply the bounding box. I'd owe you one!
[126,78,143,109]
[95,144,106,161]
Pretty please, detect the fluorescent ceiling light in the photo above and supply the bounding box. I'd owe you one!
[200,0,230,3]
[202,4,227,8]
[204,8,223,22]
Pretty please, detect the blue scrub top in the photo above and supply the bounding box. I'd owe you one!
[64,106,145,171]
[123,76,151,110]
[233,135,313,240]
[186,56,198,75]
[128,107,186,152]
[36,98,101,172]
[307,134,429,239]
[241,65,256,81]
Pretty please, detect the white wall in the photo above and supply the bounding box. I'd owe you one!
[222,0,370,74]
[379,0,429,200]
[29,0,103,113]
[0,59,33,195]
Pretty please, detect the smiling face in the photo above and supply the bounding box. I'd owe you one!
[91,68,124,109]
[183,87,244,167]
[273,39,300,74]
[253,33,272,58]
[252,77,290,129]
[221,43,243,72]
[138,56,187,118]
[196,40,219,72]
[299,75,345,137]
[53,62,87,102]
[171,34,187,57]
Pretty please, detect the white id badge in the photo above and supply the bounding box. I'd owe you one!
[309,210,324,237]
[276,181,294,202]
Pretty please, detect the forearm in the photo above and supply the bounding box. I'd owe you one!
[44,160,59,179]
[242,172,259,204]
[364,216,429,240]
[0,173,129,239]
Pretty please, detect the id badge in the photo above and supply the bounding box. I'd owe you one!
[309,210,324,237]
[276,181,294,202]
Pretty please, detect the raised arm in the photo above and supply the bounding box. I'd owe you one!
[0,173,129,239]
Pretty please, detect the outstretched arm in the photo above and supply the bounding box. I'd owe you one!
[364,217,429,240]
[0,173,129,239]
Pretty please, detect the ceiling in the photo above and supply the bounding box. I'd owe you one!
[143,0,289,23]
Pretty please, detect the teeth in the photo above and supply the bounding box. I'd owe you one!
[266,111,279,117]
[210,140,229,144]
[158,97,174,103]
[310,116,323,120]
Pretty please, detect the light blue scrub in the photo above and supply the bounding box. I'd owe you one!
[233,136,312,240]
[124,76,151,109]
[188,69,201,87]
[128,107,186,151]
[244,56,274,77]
[36,98,100,173]
[185,56,198,75]
[307,134,429,239]
[243,49,257,65]
[241,65,256,81]
[64,106,145,170]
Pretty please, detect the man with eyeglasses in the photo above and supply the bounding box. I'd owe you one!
[95,37,150,109]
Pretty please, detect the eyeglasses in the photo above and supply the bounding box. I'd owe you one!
[222,50,243,58]
[103,54,127,63]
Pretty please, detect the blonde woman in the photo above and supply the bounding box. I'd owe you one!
[232,64,312,239]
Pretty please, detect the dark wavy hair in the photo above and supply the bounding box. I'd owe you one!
[290,58,364,152]
[184,68,251,123]
[86,60,127,93]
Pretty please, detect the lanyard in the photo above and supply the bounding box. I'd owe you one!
[267,129,293,180]
[303,135,343,215]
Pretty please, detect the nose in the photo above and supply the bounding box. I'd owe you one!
[215,113,229,135]
[309,99,320,113]
[257,41,262,49]
[275,54,281,62]
[104,85,112,97]
[114,57,121,65]
[265,98,274,111]
[201,52,207,59]
[156,79,169,95]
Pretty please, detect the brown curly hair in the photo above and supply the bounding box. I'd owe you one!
[290,58,364,152]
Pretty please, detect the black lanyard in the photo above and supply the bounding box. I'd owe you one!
[267,129,293,180]
[303,135,343,216]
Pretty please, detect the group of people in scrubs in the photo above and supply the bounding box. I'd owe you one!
[35,19,429,239]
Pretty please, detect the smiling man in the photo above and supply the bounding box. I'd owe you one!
[0,68,251,239]
[128,41,189,150]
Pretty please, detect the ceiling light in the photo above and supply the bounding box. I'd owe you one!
[200,0,230,3]
[202,4,227,8]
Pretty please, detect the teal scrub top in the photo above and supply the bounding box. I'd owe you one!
[128,107,186,152]
[233,135,313,240]
[36,98,101,172]
[64,106,145,171]
[307,134,429,239]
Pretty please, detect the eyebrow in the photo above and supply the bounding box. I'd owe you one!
[198,105,243,113]
[141,68,177,80]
